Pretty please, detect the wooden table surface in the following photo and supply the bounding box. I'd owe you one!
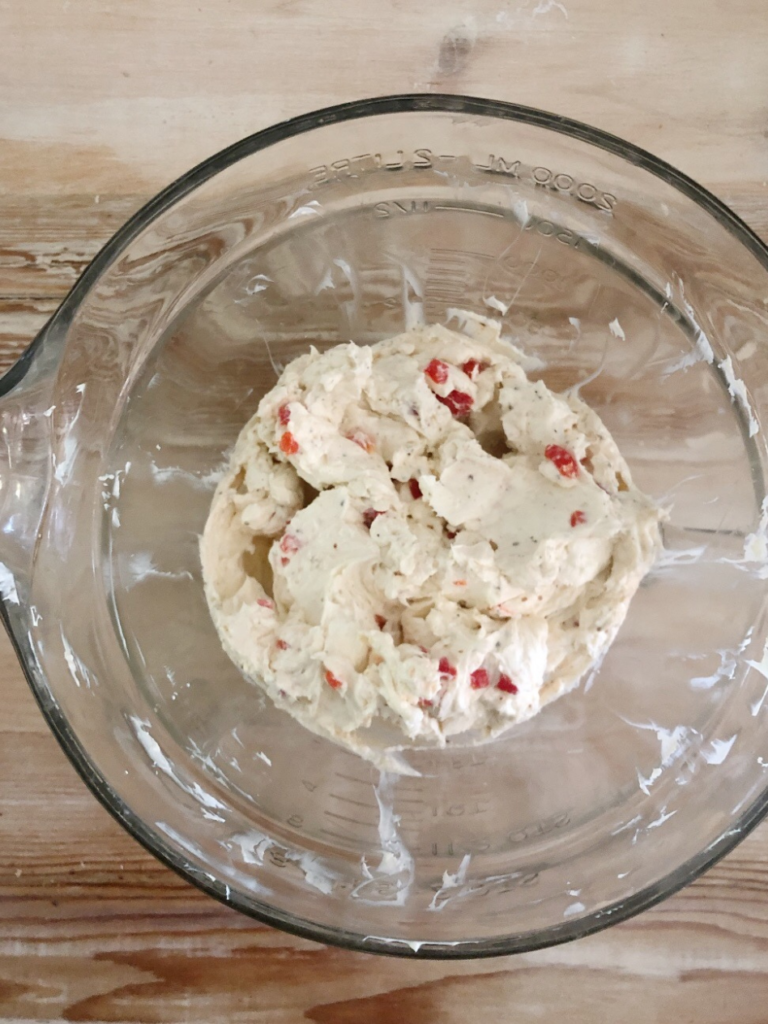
[2,1,768,1020]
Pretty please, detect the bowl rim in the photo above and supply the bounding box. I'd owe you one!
[5,92,768,960]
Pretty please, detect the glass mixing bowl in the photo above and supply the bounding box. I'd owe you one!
[3,95,768,959]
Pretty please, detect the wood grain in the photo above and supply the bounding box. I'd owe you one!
[2,0,768,1019]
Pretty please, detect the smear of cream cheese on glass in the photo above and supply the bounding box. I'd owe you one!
[200,313,662,770]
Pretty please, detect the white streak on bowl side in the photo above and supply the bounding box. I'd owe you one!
[701,735,738,765]
[564,900,586,917]
[0,562,19,604]
[609,318,626,340]
[719,355,759,437]
[428,853,472,911]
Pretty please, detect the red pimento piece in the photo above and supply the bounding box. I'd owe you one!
[438,657,457,679]
[279,533,301,565]
[470,668,490,690]
[497,674,518,694]
[544,444,579,478]
[279,431,300,456]
[437,390,473,418]
[256,598,274,609]
[278,404,291,426]
[276,639,289,650]
[461,358,489,379]
[424,358,450,384]
[362,508,383,530]
[347,429,375,453]
[280,533,300,556]
[374,614,387,629]
[418,698,434,709]
[570,509,587,528]
[453,579,467,587]
[445,528,457,540]
[408,478,423,500]
[324,669,344,690]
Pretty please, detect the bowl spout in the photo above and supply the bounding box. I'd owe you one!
[0,325,57,595]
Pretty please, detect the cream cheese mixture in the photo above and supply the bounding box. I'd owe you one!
[201,312,662,770]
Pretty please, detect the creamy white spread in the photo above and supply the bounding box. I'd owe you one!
[201,312,662,770]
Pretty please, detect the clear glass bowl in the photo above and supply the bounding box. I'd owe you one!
[3,95,768,958]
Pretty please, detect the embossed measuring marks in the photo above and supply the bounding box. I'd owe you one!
[422,237,584,318]
[307,765,571,857]
[258,765,575,904]
[310,147,617,215]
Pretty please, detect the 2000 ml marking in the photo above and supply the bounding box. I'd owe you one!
[309,148,617,215]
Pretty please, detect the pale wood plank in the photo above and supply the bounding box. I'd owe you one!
[0,0,767,198]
